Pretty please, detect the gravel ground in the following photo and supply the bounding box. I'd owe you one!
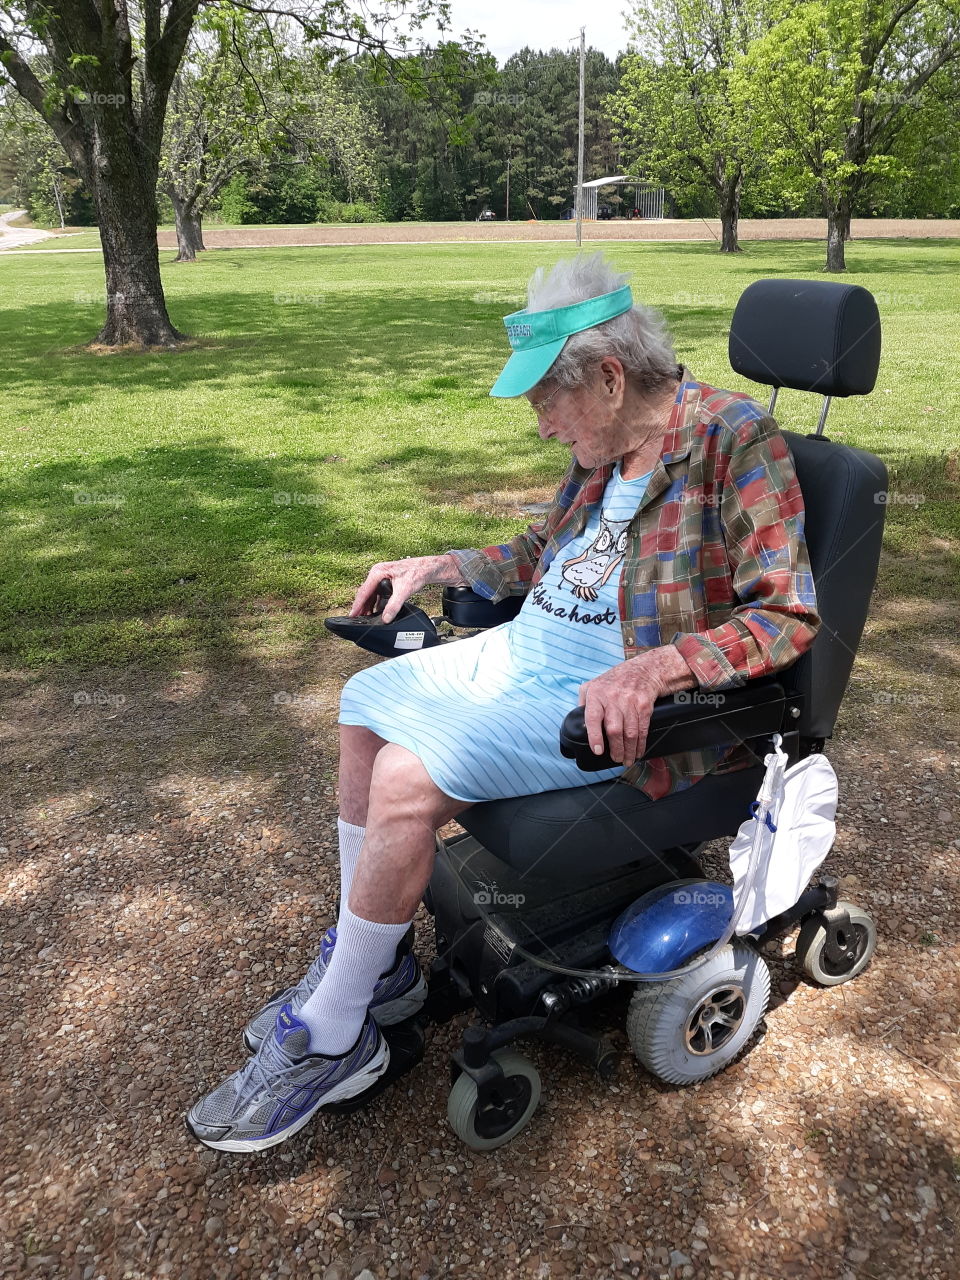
[155,218,960,251]
[2,615,959,1280]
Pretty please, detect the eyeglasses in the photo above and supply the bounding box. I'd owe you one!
[528,384,563,415]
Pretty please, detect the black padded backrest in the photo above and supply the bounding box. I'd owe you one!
[730,280,881,396]
[780,431,888,739]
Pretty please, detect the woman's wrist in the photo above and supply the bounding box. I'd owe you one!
[431,554,469,587]
[632,644,699,696]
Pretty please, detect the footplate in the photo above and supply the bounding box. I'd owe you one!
[319,1016,427,1115]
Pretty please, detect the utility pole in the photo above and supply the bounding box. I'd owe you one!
[506,150,511,222]
[575,27,586,247]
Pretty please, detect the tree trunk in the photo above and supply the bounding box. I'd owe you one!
[825,198,850,272]
[82,119,186,347]
[717,171,743,253]
[169,187,206,262]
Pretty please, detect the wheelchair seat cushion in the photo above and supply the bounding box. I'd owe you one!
[459,762,768,880]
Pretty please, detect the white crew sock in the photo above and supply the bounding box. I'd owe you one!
[297,901,413,1055]
[336,817,365,910]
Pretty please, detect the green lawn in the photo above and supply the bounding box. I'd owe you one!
[1,238,957,668]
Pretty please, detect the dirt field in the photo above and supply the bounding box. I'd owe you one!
[2,577,959,1280]
[156,218,960,251]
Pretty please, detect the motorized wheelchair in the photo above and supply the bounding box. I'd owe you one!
[323,278,887,1150]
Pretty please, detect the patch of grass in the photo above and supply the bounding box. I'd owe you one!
[1,237,958,668]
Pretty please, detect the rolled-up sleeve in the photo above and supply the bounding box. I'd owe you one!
[445,461,578,604]
[671,415,821,690]
[444,524,548,603]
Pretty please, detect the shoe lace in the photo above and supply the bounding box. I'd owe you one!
[232,1030,308,1111]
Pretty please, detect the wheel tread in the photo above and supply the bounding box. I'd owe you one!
[625,944,770,1086]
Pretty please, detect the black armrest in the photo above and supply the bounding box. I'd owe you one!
[442,585,523,628]
[559,678,789,771]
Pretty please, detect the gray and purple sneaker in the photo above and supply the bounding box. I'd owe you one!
[186,1003,390,1153]
[242,924,425,1053]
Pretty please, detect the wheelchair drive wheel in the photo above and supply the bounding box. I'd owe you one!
[626,944,771,1085]
[795,900,877,986]
[447,1049,541,1151]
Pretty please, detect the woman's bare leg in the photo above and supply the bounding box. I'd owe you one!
[348,742,473,923]
[338,724,388,826]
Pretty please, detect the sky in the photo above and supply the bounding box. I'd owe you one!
[422,0,633,64]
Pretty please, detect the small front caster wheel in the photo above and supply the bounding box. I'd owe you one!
[795,901,877,985]
[626,944,771,1085]
[447,1049,541,1150]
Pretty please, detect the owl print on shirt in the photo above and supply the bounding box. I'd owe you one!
[560,511,632,602]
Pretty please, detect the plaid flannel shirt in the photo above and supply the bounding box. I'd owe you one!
[447,371,821,800]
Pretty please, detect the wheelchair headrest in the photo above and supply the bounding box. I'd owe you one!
[729,279,881,397]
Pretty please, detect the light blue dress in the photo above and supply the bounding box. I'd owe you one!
[338,465,652,802]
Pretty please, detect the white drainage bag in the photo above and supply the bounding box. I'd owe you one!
[729,741,839,935]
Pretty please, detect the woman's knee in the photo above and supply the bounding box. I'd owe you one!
[368,743,460,824]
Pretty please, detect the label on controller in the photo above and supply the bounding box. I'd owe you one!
[394,631,426,650]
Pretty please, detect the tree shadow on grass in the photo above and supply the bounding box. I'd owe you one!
[0,440,400,668]
[644,235,960,280]
[1,284,749,415]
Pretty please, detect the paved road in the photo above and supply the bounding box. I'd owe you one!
[0,208,57,248]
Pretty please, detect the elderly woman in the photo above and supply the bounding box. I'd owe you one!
[188,253,820,1152]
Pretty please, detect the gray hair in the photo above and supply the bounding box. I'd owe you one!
[525,252,679,396]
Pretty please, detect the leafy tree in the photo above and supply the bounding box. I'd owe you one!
[369,42,497,220]
[0,88,94,223]
[492,47,621,220]
[0,0,456,347]
[878,63,960,214]
[162,15,290,260]
[369,45,621,223]
[608,0,776,252]
[744,0,960,270]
